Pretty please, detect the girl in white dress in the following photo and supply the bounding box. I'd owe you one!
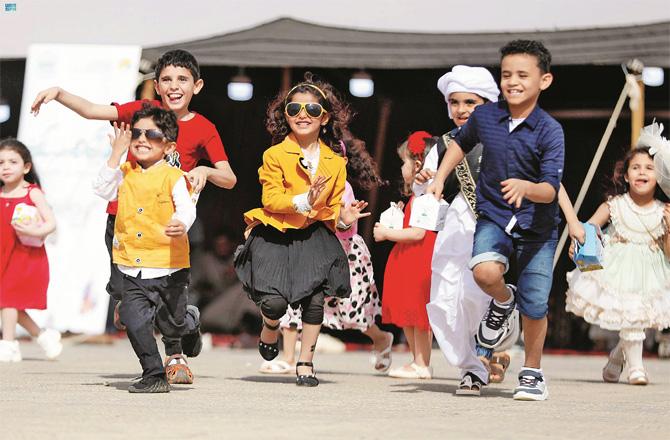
[566,144,670,385]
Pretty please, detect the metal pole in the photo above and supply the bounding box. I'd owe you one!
[553,82,631,268]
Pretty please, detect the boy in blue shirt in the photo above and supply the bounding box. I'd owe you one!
[427,40,564,401]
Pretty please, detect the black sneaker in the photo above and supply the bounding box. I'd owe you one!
[181,305,203,358]
[513,369,549,401]
[128,375,171,393]
[476,285,517,349]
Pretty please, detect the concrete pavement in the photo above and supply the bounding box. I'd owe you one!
[1,338,667,440]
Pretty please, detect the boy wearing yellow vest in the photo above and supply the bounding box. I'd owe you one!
[93,104,196,393]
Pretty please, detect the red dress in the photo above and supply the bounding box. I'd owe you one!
[381,197,437,331]
[0,184,49,309]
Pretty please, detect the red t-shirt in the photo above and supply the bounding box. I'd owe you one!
[105,99,229,214]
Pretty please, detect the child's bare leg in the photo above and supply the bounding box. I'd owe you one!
[17,311,41,338]
[403,326,416,366]
[412,327,432,367]
[363,323,393,352]
[297,323,320,376]
[281,327,299,364]
[522,315,547,369]
[1,308,18,340]
[472,261,511,302]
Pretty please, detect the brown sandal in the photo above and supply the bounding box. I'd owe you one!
[489,352,510,383]
[165,354,194,384]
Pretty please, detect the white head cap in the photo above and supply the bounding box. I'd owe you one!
[437,65,500,118]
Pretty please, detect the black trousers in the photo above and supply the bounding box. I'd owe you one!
[119,269,190,378]
[104,215,124,301]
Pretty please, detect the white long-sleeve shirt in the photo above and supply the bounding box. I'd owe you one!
[92,160,197,279]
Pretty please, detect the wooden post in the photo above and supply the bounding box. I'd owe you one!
[281,67,291,96]
[631,78,645,147]
[363,97,392,244]
[627,60,645,147]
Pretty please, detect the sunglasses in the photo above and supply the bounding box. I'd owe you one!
[284,102,326,118]
[131,128,165,141]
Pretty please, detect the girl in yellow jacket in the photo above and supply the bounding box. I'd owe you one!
[235,73,368,387]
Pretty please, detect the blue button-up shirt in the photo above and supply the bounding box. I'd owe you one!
[453,101,564,237]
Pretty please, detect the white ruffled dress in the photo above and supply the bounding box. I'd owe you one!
[566,194,670,338]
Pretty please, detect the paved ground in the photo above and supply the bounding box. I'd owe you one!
[1,338,667,440]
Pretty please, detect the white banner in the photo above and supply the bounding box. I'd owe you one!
[17,44,141,334]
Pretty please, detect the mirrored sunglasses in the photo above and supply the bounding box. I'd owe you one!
[131,128,165,141]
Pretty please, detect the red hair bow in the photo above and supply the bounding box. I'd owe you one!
[407,131,433,157]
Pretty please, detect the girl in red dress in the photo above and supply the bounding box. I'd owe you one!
[0,139,61,362]
[374,131,437,379]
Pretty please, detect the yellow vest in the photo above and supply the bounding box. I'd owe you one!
[113,161,190,269]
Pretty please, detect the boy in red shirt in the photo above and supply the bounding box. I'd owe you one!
[31,49,236,384]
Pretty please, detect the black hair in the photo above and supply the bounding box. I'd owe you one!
[500,40,552,73]
[0,138,41,187]
[154,49,200,81]
[131,103,179,142]
[266,72,352,155]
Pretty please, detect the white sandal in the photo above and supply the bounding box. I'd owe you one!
[370,332,394,373]
[259,360,293,374]
[628,367,649,385]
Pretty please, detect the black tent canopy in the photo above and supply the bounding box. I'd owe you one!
[143,17,670,68]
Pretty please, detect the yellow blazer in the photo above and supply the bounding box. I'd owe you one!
[244,134,346,233]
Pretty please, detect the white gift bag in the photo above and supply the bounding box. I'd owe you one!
[409,194,449,231]
[11,203,45,247]
[379,202,404,230]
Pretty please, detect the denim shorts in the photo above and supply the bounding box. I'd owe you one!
[469,218,557,319]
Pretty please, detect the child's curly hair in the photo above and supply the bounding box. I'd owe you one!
[606,146,669,202]
[341,136,387,191]
[265,72,352,155]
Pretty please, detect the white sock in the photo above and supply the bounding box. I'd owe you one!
[521,366,542,374]
[622,340,644,371]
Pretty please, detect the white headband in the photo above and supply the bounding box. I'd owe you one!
[437,65,500,118]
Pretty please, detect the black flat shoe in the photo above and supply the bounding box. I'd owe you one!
[296,361,319,387]
[258,320,280,361]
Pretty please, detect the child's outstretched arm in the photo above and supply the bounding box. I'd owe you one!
[425,141,465,199]
[187,161,237,193]
[31,87,118,120]
[373,223,426,243]
[12,188,56,239]
[92,123,130,201]
[587,202,611,228]
[558,184,585,244]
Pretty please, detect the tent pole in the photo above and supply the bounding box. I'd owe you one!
[363,97,392,244]
[553,82,630,268]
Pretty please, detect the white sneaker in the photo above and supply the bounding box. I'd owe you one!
[0,340,22,362]
[37,329,63,360]
[513,369,549,401]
